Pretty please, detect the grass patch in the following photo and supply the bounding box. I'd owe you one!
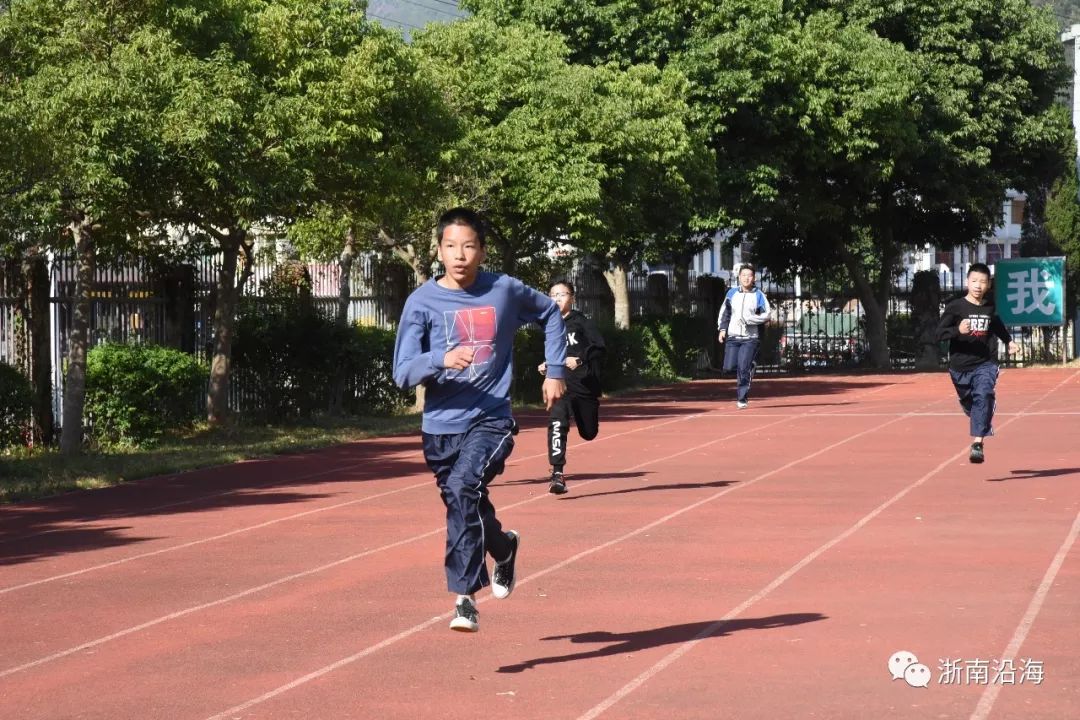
[0,413,421,505]
[0,374,695,506]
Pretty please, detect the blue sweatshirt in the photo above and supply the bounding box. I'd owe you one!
[393,271,567,434]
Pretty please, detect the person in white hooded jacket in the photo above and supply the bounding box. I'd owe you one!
[717,264,770,408]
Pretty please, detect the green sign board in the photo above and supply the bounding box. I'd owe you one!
[993,257,1066,326]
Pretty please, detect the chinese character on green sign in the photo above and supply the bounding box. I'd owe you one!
[993,257,1066,326]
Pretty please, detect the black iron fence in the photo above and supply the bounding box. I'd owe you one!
[561,267,1075,372]
[1,257,1074,429]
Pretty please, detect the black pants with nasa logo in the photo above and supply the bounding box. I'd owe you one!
[547,387,600,470]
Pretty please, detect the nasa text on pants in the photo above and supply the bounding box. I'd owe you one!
[993,257,1066,326]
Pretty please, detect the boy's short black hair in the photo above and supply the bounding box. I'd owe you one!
[968,262,992,278]
[550,279,575,295]
[436,207,486,246]
[738,263,756,274]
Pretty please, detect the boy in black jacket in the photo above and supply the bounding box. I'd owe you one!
[936,263,1019,464]
[538,280,606,494]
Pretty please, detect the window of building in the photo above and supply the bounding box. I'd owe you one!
[985,243,1006,264]
[738,241,754,264]
[1010,198,1026,225]
[721,243,734,271]
[935,249,953,267]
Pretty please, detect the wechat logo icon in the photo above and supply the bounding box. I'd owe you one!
[889,650,931,688]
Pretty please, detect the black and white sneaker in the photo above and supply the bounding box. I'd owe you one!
[736,400,748,410]
[450,597,479,632]
[548,471,568,495]
[491,531,520,599]
[969,442,984,464]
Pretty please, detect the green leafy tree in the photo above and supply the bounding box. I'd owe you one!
[768,0,1071,367]
[155,0,377,424]
[0,0,179,452]
[465,0,1070,364]
[413,18,591,276]
[288,25,457,321]
[415,17,712,327]
[1025,107,1080,316]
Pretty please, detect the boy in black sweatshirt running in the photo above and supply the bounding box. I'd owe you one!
[538,280,606,494]
[936,263,1019,464]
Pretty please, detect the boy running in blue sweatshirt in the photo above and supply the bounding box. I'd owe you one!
[393,207,567,632]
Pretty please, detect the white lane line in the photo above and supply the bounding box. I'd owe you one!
[2,378,913,683]
[968,509,1080,720]
[0,410,797,678]
[577,369,1078,719]
[0,409,721,595]
[201,403,918,719]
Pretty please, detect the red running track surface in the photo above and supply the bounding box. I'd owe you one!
[1,369,1078,719]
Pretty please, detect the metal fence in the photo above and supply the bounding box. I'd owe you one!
[0,253,416,423]
[559,267,1074,372]
[1,257,1074,429]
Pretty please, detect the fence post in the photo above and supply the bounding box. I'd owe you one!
[1073,310,1079,362]
[645,273,670,316]
[912,270,941,370]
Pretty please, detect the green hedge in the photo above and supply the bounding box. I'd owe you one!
[340,325,412,415]
[232,300,410,421]
[0,361,33,449]
[512,315,709,403]
[85,343,206,446]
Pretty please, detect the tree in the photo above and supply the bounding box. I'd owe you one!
[415,16,712,327]
[1026,106,1080,317]
[413,18,594,277]
[288,25,457,323]
[155,0,376,424]
[465,0,1071,364]
[767,0,1071,367]
[561,62,713,327]
[462,0,707,68]
[0,0,178,452]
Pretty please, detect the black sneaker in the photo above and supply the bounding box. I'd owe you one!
[491,530,519,599]
[969,442,984,464]
[548,471,568,495]
[450,597,479,632]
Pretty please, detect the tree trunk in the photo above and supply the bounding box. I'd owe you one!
[5,258,28,376]
[911,270,941,370]
[59,217,95,455]
[383,233,431,287]
[336,226,356,326]
[672,257,692,315]
[24,251,54,445]
[206,227,247,425]
[842,244,891,369]
[603,262,632,329]
[495,234,516,275]
[327,227,358,416]
[379,231,430,413]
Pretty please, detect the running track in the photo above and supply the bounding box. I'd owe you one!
[1,370,1078,719]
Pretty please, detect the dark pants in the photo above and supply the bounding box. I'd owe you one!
[723,337,760,402]
[422,417,516,594]
[547,388,600,469]
[949,362,999,438]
